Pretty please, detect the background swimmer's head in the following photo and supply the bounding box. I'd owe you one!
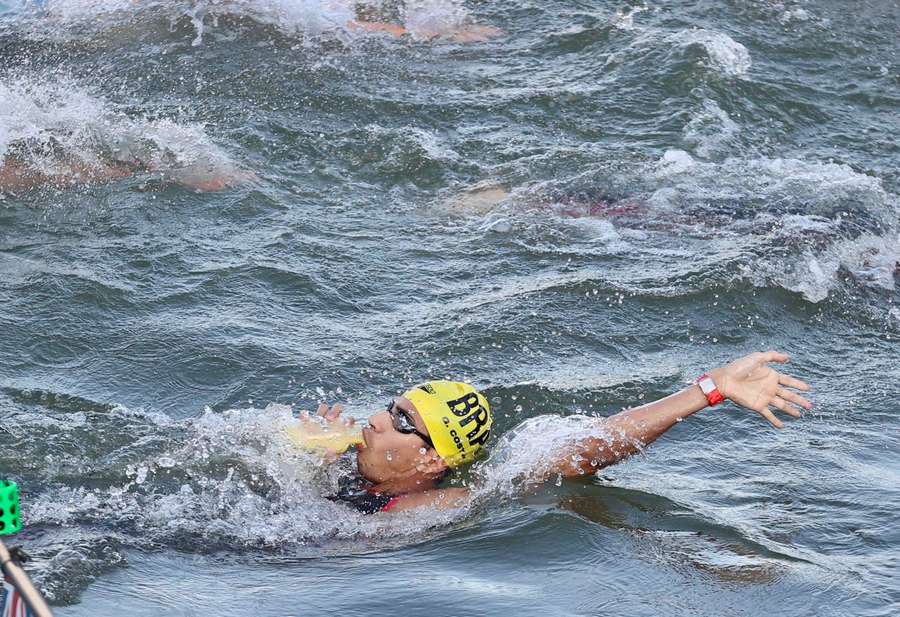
[357,382,492,489]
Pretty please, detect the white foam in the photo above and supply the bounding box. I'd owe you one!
[778,7,810,24]
[652,150,890,210]
[473,414,638,501]
[674,29,752,77]
[614,26,752,78]
[682,99,740,158]
[612,5,648,31]
[647,151,898,302]
[785,232,899,301]
[8,0,473,44]
[656,148,696,175]
[402,0,468,38]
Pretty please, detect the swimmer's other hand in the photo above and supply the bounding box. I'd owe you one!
[709,351,812,428]
[298,402,356,463]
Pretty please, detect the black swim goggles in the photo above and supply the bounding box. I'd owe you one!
[386,400,434,450]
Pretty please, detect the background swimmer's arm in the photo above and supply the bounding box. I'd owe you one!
[552,351,812,478]
[0,156,252,193]
[348,20,503,43]
[384,488,470,512]
[0,158,46,192]
[0,157,136,192]
[348,20,407,37]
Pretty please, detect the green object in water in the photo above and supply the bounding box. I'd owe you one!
[0,480,22,536]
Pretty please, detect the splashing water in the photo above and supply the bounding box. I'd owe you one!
[472,414,641,502]
[0,76,240,191]
[5,0,473,44]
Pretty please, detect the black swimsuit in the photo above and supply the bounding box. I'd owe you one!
[329,476,398,514]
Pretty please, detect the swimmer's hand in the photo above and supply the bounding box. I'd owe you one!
[298,403,357,463]
[709,351,812,428]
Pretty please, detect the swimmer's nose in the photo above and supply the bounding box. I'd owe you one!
[369,410,390,432]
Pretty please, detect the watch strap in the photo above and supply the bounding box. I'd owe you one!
[696,374,725,406]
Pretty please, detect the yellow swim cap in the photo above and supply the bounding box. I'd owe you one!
[402,381,492,469]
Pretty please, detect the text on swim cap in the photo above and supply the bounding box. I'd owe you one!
[446,393,491,448]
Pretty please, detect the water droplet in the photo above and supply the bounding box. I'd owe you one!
[419,448,427,455]
[386,451,393,462]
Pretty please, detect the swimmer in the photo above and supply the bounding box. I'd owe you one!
[346,0,502,43]
[349,19,502,43]
[445,183,642,218]
[311,351,812,513]
[0,154,251,194]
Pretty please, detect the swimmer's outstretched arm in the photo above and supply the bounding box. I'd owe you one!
[551,351,812,478]
[388,351,812,512]
[0,156,251,193]
[0,156,136,193]
[348,20,503,43]
[347,20,407,37]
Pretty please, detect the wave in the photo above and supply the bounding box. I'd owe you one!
[673,28,751,77]
[456,146,897,306]
[604,25,752,79]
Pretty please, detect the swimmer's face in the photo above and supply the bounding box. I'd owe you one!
[357,396,447,485]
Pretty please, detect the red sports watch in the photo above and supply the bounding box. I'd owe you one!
[696,373,725,406]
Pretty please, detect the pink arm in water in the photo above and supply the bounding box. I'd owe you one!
[0,156,254,193]
[348,20,503,43]
[0,157,136,193]
[552,351,813,478]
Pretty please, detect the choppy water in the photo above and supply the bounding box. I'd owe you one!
[1,1,898,615]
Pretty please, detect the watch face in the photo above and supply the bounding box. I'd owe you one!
[698,377,715,395]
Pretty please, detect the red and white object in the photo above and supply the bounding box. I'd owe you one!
[696,374,725,406]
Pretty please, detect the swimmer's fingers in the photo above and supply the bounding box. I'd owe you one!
[757,406,784,429]
[313,403,346,423]
[777,387,812,410]
[324,403,344,421]
[778,373,811,392]
[771,396,802,418]
[760,350,790,365]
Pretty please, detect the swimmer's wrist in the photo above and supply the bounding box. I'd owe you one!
[708,368,729,398]
[698,369,728,406]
